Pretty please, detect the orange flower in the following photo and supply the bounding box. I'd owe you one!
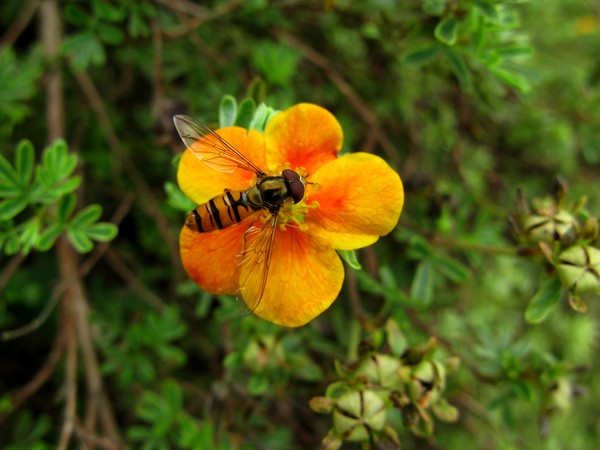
[178,103,404,327]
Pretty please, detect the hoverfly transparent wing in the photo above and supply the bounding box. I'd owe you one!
[236,214,278,313]
[173,115,265,175]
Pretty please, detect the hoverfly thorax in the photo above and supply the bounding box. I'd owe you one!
[248,168,306,212]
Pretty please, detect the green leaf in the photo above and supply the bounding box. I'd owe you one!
[162,379,183,409]
[0,153,19,187]
[234,98,256,128]
[247,373,270,396]
[525,277,563,324]
[489,65,531,92]
[63,4,89,27]
[84,222,118,242]
[0,394,12,414]
[19,218,40,254]
[0,197,28,220]
[264,108,280,127]
[435,16,459,46]
[36,223,64,251]
[495,46,533,58]
[96,22,125,45]
[403,46,442,66]
[474,0,499,23]
[165,181,195,212]
[53,176,82,197]
[219,95,237,127]
[39,140,78,187]
[433,253,471,282]
[92,0,126,22]
[15,140,34,187]
[67,228,94,253]
[407,235,431,259]
[385,319,408,357]
[0,179,21,198]
[444,47,471,90]
[70,204,102,229]
[288,353,323,381]
[4,234,21,255]
[338,250,362,270]
[248,103,268,131]
[62,32,106,70]
[252,42,300,85]
[410,259,434,304]
[423,0,450,16]
[58,193,77,222]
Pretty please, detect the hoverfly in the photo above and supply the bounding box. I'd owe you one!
[173,115,307,312]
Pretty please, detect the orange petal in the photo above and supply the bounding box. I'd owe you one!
[265,103,342,174]
[177,127,266,204]
[307,152,404,250]
[180,222,250,295]
[239,226,344,327]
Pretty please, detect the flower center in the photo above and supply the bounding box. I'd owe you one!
[258,164,320,232]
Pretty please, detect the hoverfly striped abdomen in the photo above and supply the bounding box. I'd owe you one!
[185,190,258,233]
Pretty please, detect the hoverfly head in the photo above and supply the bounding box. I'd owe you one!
[281,169,306,204]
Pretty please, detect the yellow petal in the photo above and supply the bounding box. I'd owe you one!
[180,222,250,295]
[239,226,344,327]
[265,103,342,174]
[307,152,404,250]
[177,127,266,204]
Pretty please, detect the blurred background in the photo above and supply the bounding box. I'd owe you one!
[1,1,599,449]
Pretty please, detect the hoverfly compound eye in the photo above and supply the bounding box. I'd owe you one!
[282,169,305,204]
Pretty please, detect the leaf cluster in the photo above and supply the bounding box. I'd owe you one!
[0,140,117,254]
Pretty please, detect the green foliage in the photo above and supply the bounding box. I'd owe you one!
[251,42,301,86]
[61,0,155,70]
[217,95,279,132]
[0,140,117,255]
[2,1,600,449]
[97,306,187,386]
[0,47,43,138]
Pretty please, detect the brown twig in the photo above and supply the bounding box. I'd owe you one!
[0,0,40,47]
[155,0,243,22]
[74,421,125,450]
[41,1,121,447]
[1,283,66,341]
[40,0,64,143]
[345,268,366,324]
[274,28,403,169]
[71,69,183,276]
[104,247,168,311]
[79,192,136,278]
[57,279,78,450]
[0,252,26,295]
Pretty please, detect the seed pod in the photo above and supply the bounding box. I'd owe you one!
[356,354,402,389]
[556,245,600,293]
[580,217,599,241]
[523,210,578,243]
[333,390,386,442]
